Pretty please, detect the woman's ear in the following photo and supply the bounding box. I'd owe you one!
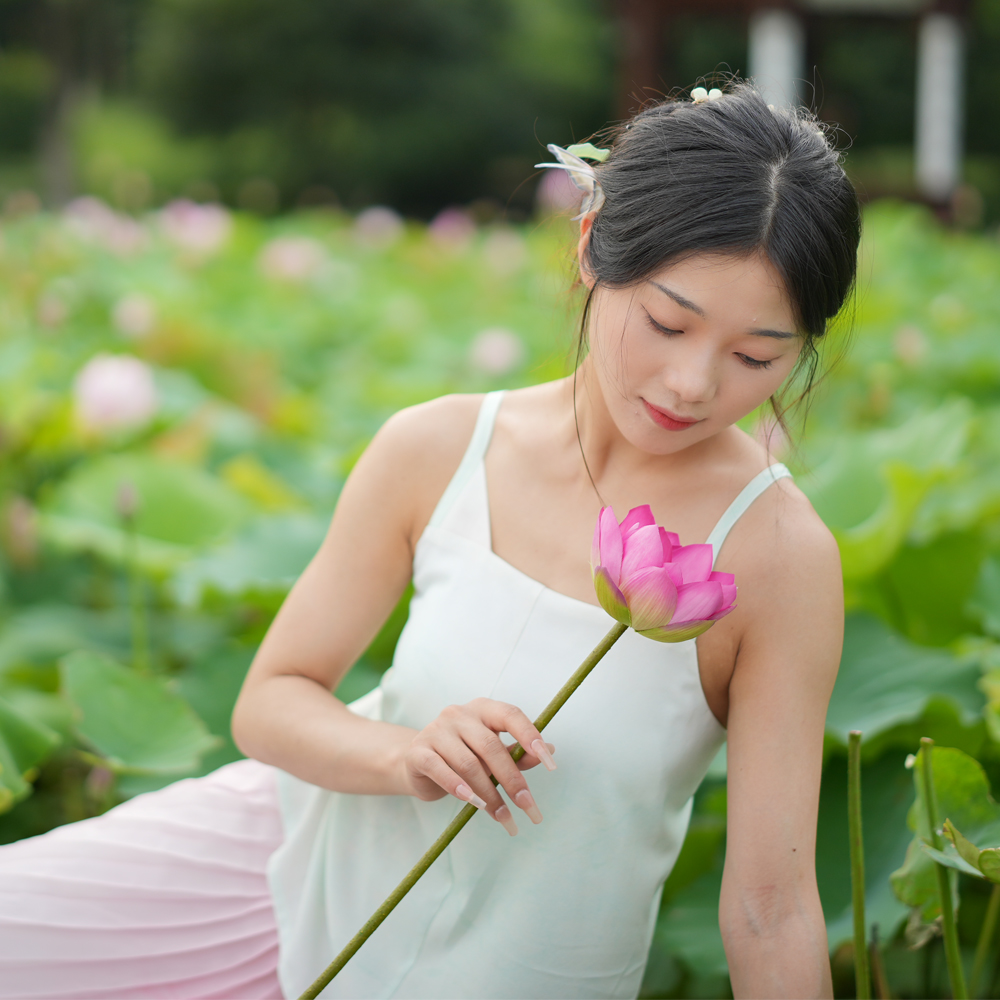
[576,214,596,290]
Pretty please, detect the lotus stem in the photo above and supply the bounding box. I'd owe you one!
[920,737,968,1000]
[869,925,890,1000]
[118,485,149,673]
[297,621,629,1000]
[971,883,1000,998]
[848,730,871,1000]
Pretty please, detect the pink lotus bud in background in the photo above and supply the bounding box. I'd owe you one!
[160,200,232,256]
[74,354,159,433]
[429,208,475,250]
[112,293,157,339]
[258,235,327,283]
[468,327,525,375]
[63,197,148,256]
[116,481,139,521]
[481,228,527,278]
[354,207,404,250]
[894,324,929,367]
[591,505,737,642]
[536,168,582,215]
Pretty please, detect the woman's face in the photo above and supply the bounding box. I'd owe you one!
[581,247,803,455]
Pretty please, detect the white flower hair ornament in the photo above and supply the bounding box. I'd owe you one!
[691,87,723,103]
[535,142,610,220]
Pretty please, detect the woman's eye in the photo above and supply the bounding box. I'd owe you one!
[736,353,774,370]
[645,312,683,336]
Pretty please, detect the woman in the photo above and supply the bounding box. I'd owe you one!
[0,82,859,1000]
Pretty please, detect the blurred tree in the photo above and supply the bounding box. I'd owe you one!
[133,0,613,214]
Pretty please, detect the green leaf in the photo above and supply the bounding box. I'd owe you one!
[941,818,1000,884]
[800,402,971,582]
[967,555,1000,638]
[0,696,60,814]
[170,513,327,605]
[826,614,984,744]
[40,453,252,573]
[890,745,1000,917]
[60,650,219,775]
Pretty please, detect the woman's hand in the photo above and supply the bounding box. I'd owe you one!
[400,698,557,837]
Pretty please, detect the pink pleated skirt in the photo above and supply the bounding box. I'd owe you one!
[0,759,284,1000]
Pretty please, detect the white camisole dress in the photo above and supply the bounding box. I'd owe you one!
[268,390,792,1000]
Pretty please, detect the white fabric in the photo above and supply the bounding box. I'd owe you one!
[268,393,790,1000]
[705,462,792,562]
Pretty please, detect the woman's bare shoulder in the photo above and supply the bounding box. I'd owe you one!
[357,393,486,544]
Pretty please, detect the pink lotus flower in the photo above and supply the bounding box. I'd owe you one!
[74,354,158,433]
[591,505,737,642]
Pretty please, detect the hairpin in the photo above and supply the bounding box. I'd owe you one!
[691,87,723,104]
[534,143,609,219]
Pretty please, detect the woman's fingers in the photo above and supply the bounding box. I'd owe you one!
[514,741,557,772]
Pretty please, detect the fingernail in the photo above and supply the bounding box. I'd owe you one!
[531,739,557,771]
[514,789,543,824]
[455,783,487,810]
[493,805,519,837]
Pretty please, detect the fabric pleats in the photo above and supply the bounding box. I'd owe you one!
[0,758,284,1000]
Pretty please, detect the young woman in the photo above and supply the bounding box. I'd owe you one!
[0,82,859,1000]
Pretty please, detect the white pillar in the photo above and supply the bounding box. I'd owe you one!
[915,12,964,202]
[748,9,806,109]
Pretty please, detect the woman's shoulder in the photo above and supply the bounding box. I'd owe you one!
[360,393,487,545]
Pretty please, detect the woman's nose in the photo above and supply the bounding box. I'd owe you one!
[661,347,717,405]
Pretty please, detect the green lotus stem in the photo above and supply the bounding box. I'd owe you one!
[297,621,629,1000]
[971,883,1000,998]
[119,490,150,673]
[920,737,968,1000]
[848,730,871,1000]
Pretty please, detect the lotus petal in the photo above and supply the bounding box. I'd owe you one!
[593,507,623,582]
[673,580,725,622]
[637,619,716,643]
[620,565,679,631]
[621,505,656,540]
[708,571,737,608]
[622,524,668,579]
[672,543,714,584]
[593,566,630,625]
[658,527,677,563]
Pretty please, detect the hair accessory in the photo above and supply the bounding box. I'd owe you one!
[691,87,723,104]
[534,143,606,219]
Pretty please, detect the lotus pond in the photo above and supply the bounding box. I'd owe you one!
[2,197,1000,998]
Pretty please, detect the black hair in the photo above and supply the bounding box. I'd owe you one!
[572,80,860,455]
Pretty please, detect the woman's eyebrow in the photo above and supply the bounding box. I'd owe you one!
[649,281,705,317]
[748,328,796,340]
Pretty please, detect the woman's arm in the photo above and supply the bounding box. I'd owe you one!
[231,395,553,828]
[718,488,843,999]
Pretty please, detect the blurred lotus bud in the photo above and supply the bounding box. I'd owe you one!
[2,496,38,568]
[536,169,582,215]
[894,325,929,367]
[85,765,115,800]
[112,293,157,339]
[752,416,789,458]
[37,293,68,328]
[258,235,327,283]
[116,481,139,521]
[74,354,159,433]
[160,200,232,256]
[354,206,404,249]
[429,208,475,250]
[469,328,525,376]
[482,228,527,278]
[63,197,147,256]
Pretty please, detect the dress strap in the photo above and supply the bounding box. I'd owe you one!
[705,462,792,567]
[427,391,506,529]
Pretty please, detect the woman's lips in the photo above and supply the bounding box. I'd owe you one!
[642,399,702,431]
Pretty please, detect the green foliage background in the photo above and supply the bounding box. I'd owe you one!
[3,199,1000,996]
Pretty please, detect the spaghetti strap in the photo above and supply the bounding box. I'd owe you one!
[427,390,505,529]
[705,462,792,566]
